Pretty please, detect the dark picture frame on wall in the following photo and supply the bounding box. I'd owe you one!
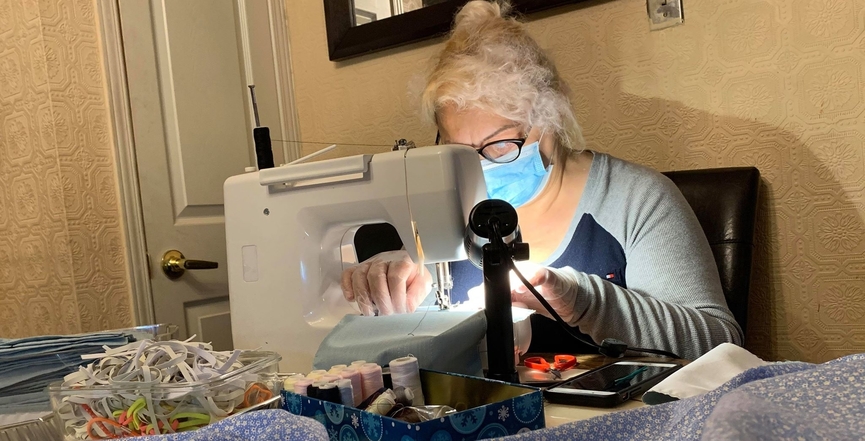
[323,0,593,61]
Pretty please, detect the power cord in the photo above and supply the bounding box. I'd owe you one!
[509,260,682,360]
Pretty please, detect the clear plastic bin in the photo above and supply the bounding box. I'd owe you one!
[0,324,181,440]
[48,350,281,439]
[127,324,179,342]
[0,413,62,441]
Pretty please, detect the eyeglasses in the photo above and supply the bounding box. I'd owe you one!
[435,131,528,164]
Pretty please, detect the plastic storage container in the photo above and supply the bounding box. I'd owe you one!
[48,350,281,439]
[0,413,62,441]
[0,324,180,440]
[127,324,179,342]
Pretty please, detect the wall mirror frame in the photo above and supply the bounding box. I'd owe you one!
[324,0,592,61]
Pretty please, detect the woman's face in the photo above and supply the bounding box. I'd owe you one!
[437,105,553,165]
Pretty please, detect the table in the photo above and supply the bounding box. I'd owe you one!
[518,354,687,427]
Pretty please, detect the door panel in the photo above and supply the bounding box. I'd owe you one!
[185,298,233,351]
[162,0,251,210]
[120,0,292,346]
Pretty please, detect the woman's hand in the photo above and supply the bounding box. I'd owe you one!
[510,263,581,325]
[340,250,432,316]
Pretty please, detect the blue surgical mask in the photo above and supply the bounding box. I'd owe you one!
[480,141,551,208]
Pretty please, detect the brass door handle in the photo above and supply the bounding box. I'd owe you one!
[162,250,218,279]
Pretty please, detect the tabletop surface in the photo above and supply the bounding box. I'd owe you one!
[518,353,689,427]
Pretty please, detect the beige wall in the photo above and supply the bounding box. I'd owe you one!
[286,0,865,362]
[0,0,132,337]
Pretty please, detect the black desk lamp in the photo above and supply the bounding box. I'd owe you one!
[464,200,529,383]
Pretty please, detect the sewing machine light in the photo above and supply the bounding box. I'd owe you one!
[463,199,530,383]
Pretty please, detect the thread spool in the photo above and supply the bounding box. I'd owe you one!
[307,369,328,380]
[359,363,384,401]
[389,356,424,405]
[339,368,363,406]
[293,378,314,396]
[393,386,414,407]
[283,374,305,392]
[366,389,396,416]
[318,383,342,403]
[329,364,348,374]
[321,374,341,383]
[337,379,354,406]
[308,381,327,399]
[350,360,367,367]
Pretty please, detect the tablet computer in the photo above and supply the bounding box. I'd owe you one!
[544,360,682,408]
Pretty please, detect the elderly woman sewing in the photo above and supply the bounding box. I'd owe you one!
[341,0,741,360]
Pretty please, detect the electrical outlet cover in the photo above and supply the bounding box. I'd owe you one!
[647,0,684,31]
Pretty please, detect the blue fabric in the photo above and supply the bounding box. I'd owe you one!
[0,332,133,414]
[312,310,486,376]
[480,141,549,208]
[498,353,865,440]
[128,410,327,441]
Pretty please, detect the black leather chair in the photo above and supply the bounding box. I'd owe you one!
[662,167,760,337]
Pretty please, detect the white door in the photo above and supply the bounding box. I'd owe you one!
[119,0,298,350]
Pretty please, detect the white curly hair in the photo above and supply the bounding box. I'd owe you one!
[422,0,585,161]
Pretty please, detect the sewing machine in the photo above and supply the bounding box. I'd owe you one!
[224,145,486,373]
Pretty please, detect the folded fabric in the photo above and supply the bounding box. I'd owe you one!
[0,391,52,415]
[0,332,130,355]
[497,353,865,441]
[314,310,486,376]
[0,332,133,415]
[643,342,769,404]
[126,410,327,441]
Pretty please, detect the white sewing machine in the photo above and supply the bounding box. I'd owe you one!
[224,145,486,372]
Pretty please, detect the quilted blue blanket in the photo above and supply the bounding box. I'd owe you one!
[500,353,865,441]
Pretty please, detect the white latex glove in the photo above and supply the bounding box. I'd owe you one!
[510,264,581,326]
[340,250,432,316]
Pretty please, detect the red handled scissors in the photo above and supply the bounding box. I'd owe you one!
[524,355,578,379]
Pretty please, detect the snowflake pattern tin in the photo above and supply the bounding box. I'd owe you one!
[281,369,544,440]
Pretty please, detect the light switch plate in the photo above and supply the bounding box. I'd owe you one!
[647,0,684,31]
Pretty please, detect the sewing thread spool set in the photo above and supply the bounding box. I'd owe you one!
[281,356,546,440]
[283,356,426,415]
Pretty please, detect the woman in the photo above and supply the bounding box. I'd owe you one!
[341,0,742,360]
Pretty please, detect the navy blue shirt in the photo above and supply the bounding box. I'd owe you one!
[450,213,627,353]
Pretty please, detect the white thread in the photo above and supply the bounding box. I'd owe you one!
[389,356,424,405]
[365,389,396,415]
[359,363,384,401]
[307,369,327,380]
[339,368,363,406]
[350,360,367,367]
[283,373,305,391]
[328,364,348,374]
[337,379,354,406]
[320,374,341,383]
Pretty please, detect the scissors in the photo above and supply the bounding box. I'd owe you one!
[523,355,578,379]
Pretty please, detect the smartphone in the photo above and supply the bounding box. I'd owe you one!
[544,361,682,408]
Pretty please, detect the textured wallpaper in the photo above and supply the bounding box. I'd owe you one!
[285,0,865,362]
[0,0,132,337]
